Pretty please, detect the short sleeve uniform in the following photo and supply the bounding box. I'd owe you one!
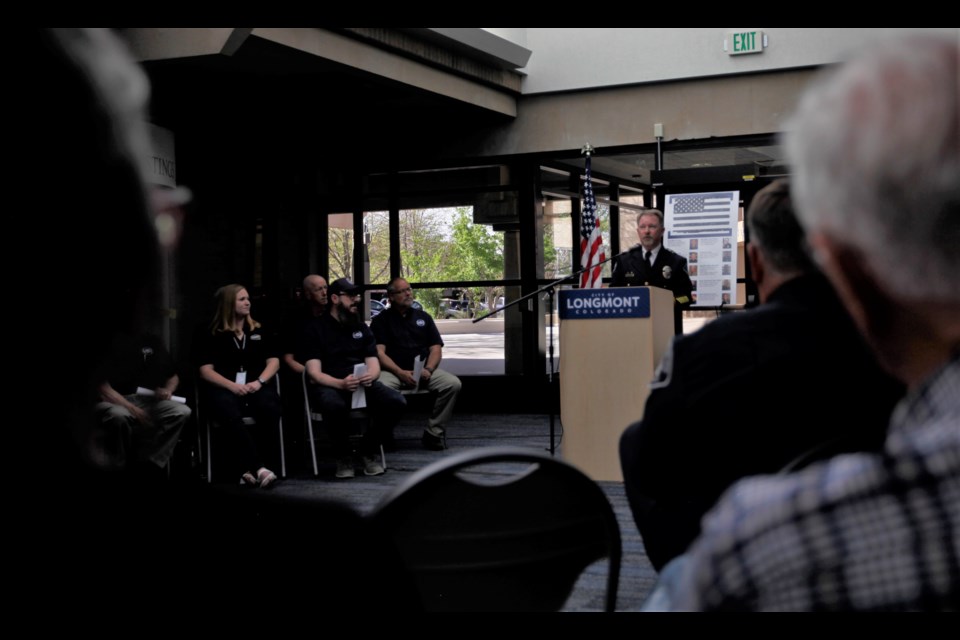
[194,325,278,380]
[301,314,378,379]
[370,307,443,370]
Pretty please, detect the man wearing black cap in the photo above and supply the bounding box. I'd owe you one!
[303,278,406,478]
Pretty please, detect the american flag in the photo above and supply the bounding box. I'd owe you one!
[668,192,737,236]
[579,157,605,288]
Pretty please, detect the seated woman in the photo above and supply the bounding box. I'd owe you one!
[196,284,281,488]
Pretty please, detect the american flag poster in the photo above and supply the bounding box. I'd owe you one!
[664,191,740,307]
[578,157,606,289]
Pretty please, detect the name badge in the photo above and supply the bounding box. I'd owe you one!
[235,371,247,385]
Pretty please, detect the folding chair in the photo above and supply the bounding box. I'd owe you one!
[196,374,286,483]
[369,446,622,611]
[301,369,386,476]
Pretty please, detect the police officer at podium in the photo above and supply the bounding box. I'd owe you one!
[610,209,692,334]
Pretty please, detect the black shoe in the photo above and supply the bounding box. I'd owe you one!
[421,431,445,451]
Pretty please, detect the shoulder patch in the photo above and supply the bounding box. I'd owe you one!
[416,319,426,327]
[352,331,363,339]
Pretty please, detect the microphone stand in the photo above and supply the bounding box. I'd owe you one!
[472,248,634,455]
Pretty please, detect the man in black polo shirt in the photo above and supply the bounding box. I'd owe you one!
[303,278,406,478]
[94,331,191,474]
[281,274,328,376]
[372,277,462,451]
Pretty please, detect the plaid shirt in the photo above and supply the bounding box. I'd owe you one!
[672,353,960,611]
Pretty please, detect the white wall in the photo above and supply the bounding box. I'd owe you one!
[511,28,957,94]
[482,28,528,50]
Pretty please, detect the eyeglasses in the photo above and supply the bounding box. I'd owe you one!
[638,225,661,231]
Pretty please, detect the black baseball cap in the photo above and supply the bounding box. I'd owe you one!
[329,278,362,296]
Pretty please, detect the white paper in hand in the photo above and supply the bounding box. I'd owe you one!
[412,355,423,391]
[351,363,368,409]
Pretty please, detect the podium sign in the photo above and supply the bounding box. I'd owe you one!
[558,287,675,482]
[559,288,651,320]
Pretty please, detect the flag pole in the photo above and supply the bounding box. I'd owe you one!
[549,143,595,455]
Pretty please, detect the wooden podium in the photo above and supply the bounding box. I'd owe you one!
[558,286,675,482]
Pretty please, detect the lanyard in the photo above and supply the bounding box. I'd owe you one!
[233,332,247,373]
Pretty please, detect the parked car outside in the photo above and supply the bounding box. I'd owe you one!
[437,288,475,319]
[379,299,422,312]
[438,298,473,319]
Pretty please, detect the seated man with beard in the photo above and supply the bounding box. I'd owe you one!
[302,278,406,478]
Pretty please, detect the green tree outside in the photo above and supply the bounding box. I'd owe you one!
[445,207,504,312]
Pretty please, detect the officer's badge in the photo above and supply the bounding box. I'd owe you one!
[352,331,363,339]
[662,265,672,280]
[416,319,425,327]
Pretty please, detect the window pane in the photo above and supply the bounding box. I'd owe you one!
[363,210,390,286]
[594,201,611,278]
[399,206,505,285]
[395,205,510,376]
[328,213,354,281]
[618,193,646,254]
[397,208,452,284]
[543,196,572,279]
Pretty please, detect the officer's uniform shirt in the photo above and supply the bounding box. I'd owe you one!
[370,307,443,371]
[302,313,377,379]
[611,243,692,306]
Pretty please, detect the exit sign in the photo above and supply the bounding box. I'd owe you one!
[727,30,765,55]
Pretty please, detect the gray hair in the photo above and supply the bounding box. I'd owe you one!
[638,209,664,226]
[386,276,409,294]
[784,34,959,302]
